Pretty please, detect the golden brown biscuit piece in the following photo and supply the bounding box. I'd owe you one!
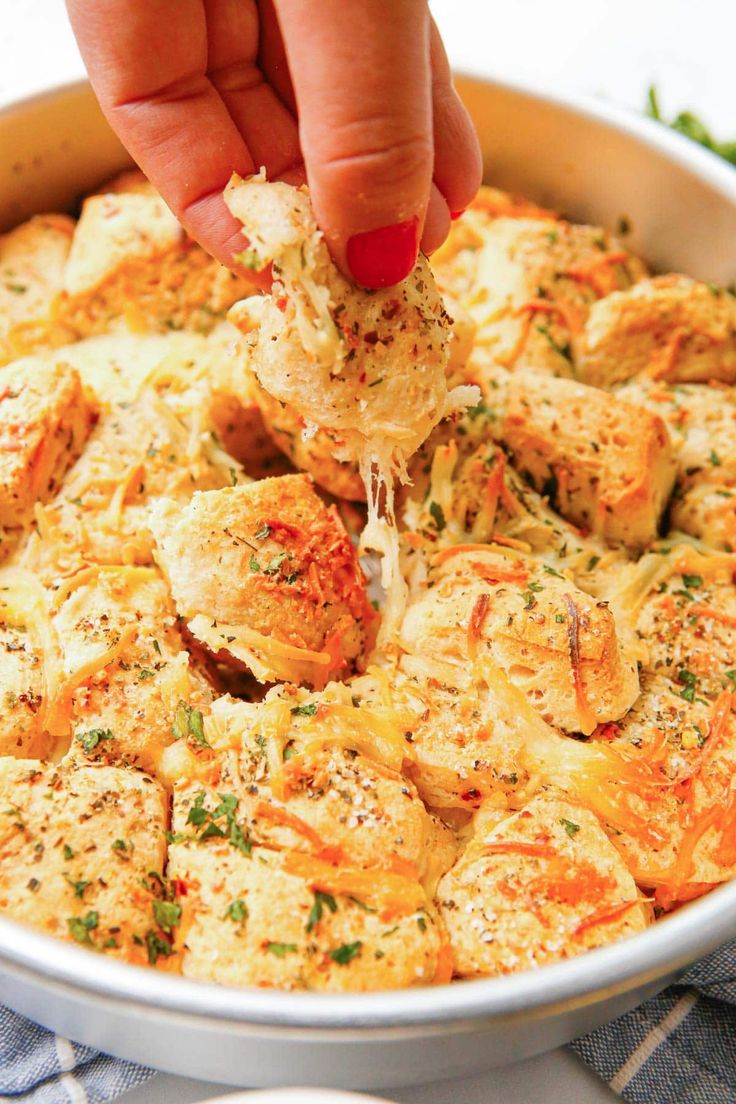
[501,373,676,549]
[399,548,639,734]
[225,176,472,470]
[0,213,76,365]
[400,405,608,583]
[150,476,377,687]
[618,377,736,550]
[431,186,559,305]
[437,793,648,977]
[0,360,96,532]
[624,546,736,702]
[0,570,57,759]
[589,673,736,908]
[580,276,736,388]
[0,759,169,965]
[25,387,240,577]
[59,192,254,338]
[53,566,211,778]
[438,217,644,379]
[177,688,456,888]
[169,782,449,990]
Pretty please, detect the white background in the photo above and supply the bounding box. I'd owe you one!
[2,2,735,1102]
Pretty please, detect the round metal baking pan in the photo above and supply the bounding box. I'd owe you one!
[1,74,735,1090]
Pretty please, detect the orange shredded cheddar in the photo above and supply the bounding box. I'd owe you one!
[573,898,640,936]
[283,851,426,921]
[563,594,596,733]
[467,592,491,658]
[566,251,630,298]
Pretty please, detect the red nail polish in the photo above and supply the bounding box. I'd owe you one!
[450,209,466,221]
[346,217,419,288]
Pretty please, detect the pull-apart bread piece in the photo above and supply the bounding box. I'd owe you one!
[166,689,452,989]
[500,373,676,549]
[621,545,736,703]
[150,476,376,688]
[431,213,645,379]
[224,174,477,628]
[25,385,242,577]
[580,276,736,388]
[0,213,75,365]
[429,185,559,305]
[0,759,171,965]
[400,406,609,584]
[53,565,212,778]
[618,376,736,550]
[168,820,449,990]
[0,571,58,759]
[167,686,455,889]
[589,672,736,909]
[399,547,639,735]
[0,359,96,540]
[437,793,648,977]
[224,174,467,466]
[356,654,654,844]
[57,190,255,339]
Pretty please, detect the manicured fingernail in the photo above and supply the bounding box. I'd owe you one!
[450,209,466,221]
[346,217,419,288]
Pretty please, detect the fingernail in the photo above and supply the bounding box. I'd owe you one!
[346,217,419,288]
[450,209,466,221]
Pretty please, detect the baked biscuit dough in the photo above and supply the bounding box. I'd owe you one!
[0,359,96,532]
[580,276,736,388]
[400,548,638,734]
[0,759,168,965]
[501,373,676,549]
[0,213,75,365]
[150,476,376,687]
[437,793,648,976]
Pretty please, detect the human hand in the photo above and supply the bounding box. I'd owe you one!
[66,0,482,288]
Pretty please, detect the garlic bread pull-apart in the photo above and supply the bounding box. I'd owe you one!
[617,376,736,551]
[171,687,456,885]
[0,760,172,967]
[0,359,96,544]
[224,174,478,634]
[579,276,736,388]
[161,681,454,990]
[500,372,676,550]
[431,210,646,381]
[150,475,376,688]
[168,821,449,991]
[0,213,75,366]
[399,546,638,735]
[437,793,648,977]
[589,672,736,910]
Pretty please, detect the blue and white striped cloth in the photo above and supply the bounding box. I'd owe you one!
[572,939,736,1103]
[2,941,735,1102]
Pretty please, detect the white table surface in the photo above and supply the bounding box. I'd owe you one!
[2,2,735,1102]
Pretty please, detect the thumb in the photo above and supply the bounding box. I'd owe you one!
[274,0,433,288]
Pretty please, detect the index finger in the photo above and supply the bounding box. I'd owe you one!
[66,0,258,269]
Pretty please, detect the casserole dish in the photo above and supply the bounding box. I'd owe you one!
[0,74,735,1091]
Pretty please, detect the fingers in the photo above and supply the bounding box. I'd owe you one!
[421,183,451,256]
[204,0,302,177]
[66,0,256,268]
[429,19,483,218]
[257,0,298,115]
[274,0,433,287]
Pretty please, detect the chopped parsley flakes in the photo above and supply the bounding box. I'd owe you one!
[329,941,362,965]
